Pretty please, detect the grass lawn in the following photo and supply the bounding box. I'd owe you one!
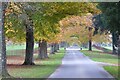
[6,44,51,56]
[81,50,118,64]
[6,44,38,51]
[6,44,38,56]
[82,47,103,52]
[7,48,65,78]
[81,50,119,79]
[103,46,112,50]
[104,66,119,80]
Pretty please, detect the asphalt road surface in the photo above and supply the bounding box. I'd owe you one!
[49,46,114,79]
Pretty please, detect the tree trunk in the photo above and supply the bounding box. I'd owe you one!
[38,41,44,59]
[50,43,55,54]
[112,32,118,54]
[88,27,93,51]
[0,2,10,77]
[89,40,92,51]
[23,19,35,65]
[60,41,66,48]
[54,43,58,52]
[56,44,59,50]
[118,35,120,55]
[54,43,59,51]
[38,40,48,59]
[43,40,48,58]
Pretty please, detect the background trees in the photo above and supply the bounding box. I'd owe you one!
[59,13,110,50]
[31,2,100,55]
[94,2,120,54]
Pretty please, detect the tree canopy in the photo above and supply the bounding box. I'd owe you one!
[96,2,119,34]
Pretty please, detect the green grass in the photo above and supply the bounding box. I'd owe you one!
[104,66,120,80]
[103,46,112,50]
[82,47,102,52]
[6,44,51,56]
[7,48,65,78]
[6,44,38,51]
[81,50,118,64]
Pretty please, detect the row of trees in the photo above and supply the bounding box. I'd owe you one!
[59,13,110,50]
[0,2,120,76]
[1,2,100,77]
[1,2,119,78]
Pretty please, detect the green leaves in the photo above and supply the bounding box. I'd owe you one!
[5,14,26,42]
[97,2,119,33]
[5,2,100,43]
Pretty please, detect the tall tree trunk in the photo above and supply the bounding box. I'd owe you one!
[38,40,48,59]
[23,19,35,65]
[88,27,93,51]
[89,40,92,51]
[0,2,10,77]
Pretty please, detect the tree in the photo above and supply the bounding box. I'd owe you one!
[23,2,100,58]
[48,33,61,54]
[3,2,100,65]
[0,2,11,78]
[5,3,35,65]
[31,2,99,56]
[23,18,35,65]
[33,17,59,58]
[18,3,35,65]
[59,14,95,50]
[96,2,120,54]
[92,32,111,43]
[38,40,48,59]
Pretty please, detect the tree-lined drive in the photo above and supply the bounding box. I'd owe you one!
[0,2,119,79]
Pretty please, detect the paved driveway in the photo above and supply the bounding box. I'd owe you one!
[49,46,114,79]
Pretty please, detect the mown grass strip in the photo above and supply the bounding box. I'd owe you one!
[7,48,65,78]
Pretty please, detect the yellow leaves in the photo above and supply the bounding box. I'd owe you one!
[5,9,12,15]
[60,13,93,29]
[6,22,12,27]
[10,3,22,12]
[6,29,15,34]
[92,33,111,43]
[5,2,22,16]
[58,13,107,44]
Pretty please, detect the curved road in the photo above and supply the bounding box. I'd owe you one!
[49,46,114,79]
